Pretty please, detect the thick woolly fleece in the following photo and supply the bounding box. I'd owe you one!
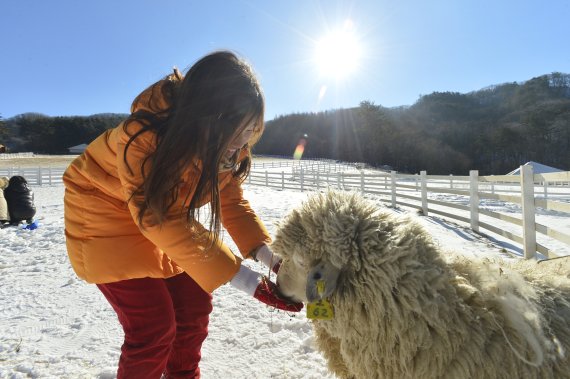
[272,191,570,379]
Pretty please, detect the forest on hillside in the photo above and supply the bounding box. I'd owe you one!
[0,113,127,154]
[1,72,569,175]
[256,73,570,175]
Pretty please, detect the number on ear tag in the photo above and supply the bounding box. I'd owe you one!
[307,299,334,320]
[307,279,334,320]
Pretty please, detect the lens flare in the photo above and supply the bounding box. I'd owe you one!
[318,85,327,101]
[293,135,308,160]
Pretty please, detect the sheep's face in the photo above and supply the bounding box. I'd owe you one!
[276,256,310,302]
[273,191,375,303]
[278,257,341,303]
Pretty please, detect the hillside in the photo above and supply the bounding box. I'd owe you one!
[2,73,569,174]
[255,73,570,174]
[0,113,128,154]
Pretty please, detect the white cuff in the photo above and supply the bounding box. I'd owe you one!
[230,265,261,297]
[256,245,279,269]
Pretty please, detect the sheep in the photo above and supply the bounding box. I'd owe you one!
[273,190,570,379]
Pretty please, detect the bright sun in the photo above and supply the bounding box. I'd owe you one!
[314,20,362,80]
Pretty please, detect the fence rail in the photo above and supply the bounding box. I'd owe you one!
[2,162,569,260]
[247,165,570,260]
[252,158,363,172]
[0,167,66,185]
[0,152,34,159]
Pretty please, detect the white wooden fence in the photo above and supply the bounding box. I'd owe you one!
[252,158,362,172]
[2,163,569,260]
[0,152,34,159]
[0,167,66,185]
[247,165,570,260]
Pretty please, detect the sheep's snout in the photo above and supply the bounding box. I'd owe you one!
[276,259,309,303]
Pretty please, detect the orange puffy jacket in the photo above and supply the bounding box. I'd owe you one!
[63,78,271,293]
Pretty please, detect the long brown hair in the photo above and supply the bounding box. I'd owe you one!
[123,51,265,245]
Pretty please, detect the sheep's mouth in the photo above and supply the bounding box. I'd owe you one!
[276,282,305,303]
[284,293,304,303]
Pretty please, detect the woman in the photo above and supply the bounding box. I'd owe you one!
[63,51,302,379]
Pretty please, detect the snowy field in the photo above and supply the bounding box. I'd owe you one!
[0,184,567,378]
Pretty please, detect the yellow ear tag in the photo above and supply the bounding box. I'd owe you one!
[307,279,334,320]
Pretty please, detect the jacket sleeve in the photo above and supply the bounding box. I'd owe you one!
[220,176,272,258]
[115,127,241,293]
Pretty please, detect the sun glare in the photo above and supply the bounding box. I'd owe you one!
[314,20,362,80]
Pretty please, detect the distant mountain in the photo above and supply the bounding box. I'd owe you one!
[1,113,127,153]
[3,73,569,174]
[88,113,130,118]
[254,72,570,175]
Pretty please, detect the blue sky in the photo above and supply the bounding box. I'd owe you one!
[1,0,569,121]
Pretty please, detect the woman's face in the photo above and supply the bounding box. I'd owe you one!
[225,122,256,159]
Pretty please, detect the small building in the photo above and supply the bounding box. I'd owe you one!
[506,161,563,175]
[68,143,88,154]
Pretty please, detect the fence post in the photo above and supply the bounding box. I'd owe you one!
[415,174,419,191]
[543,181,548,200]
[265,170,269,187]
[521,165,536,259]
[391,171,397,207]
[281,171,285,190]
[420,171,428,216]
[337,172,341,190]
[469,170,479,233]
[315,171,321,192]
[449,174,453,189]
[300,168,304,192]
[38,167,42,186]
[248,172,252,184]
[360,170,365,194]
[49,167,52,185]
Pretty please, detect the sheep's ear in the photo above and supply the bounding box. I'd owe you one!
[306,261,341,302]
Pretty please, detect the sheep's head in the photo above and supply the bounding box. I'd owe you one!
[274,191,378,303]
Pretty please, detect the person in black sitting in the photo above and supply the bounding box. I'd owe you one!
[4,176,36,225]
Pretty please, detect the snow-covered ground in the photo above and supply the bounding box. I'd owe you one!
[0,184,567,378]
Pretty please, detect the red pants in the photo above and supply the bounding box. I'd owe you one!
[97,273,213,379]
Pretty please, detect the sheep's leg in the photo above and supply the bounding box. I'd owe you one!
[306,261,341,302]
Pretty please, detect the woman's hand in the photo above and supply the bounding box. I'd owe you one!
[230,264,303,312]
[251,244,282,274]
[253,276,303,312]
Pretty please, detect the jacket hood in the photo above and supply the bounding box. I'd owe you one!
[7,176,29,190]
[130,72,182,115]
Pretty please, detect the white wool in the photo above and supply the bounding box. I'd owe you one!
[273,190,570,379]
